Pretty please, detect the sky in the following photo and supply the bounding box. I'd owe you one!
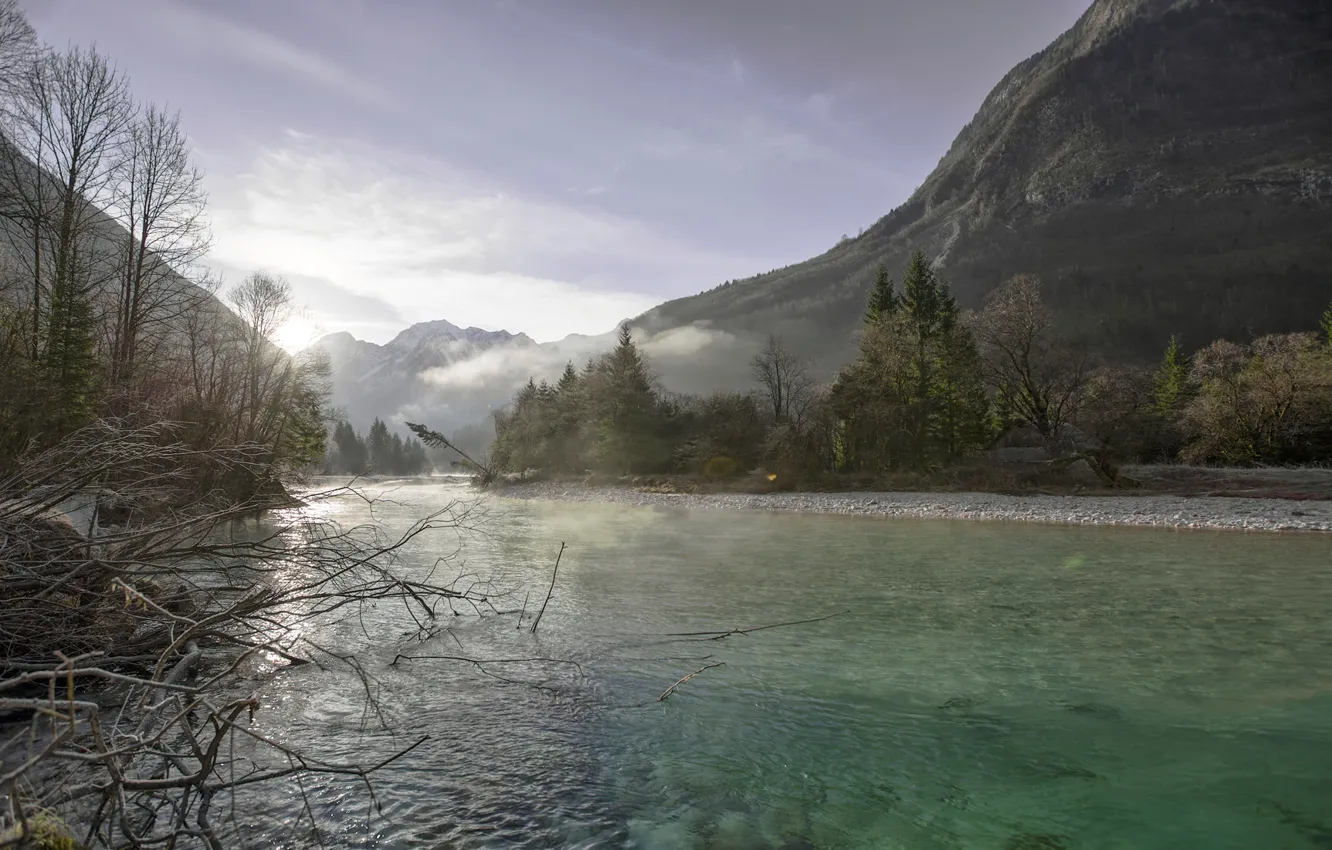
[23,0,1091,348]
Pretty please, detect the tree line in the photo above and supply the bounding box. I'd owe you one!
[489,251,1332,484]
[0,0,327,495]
[326,417,432,476]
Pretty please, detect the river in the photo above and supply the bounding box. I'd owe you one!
[231,479,1332,849]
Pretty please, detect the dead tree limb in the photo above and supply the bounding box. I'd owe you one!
[657,663,726,702]
[650,609,851,642]
[529,542,565,635]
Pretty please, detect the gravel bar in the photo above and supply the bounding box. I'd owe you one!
[495,482,1332,533]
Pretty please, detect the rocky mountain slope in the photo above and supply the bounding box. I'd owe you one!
[634,0,1332,369]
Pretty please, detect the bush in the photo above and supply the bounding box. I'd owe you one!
[703,455,738,477]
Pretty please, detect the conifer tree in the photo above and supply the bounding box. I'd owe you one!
[367,418,391,472]
[901,250,958,341]
[42,266,100,431]
[331,421,368,473]
[1152,335,1190,417]
[1321,302,1332,348]
[592,323,659,474]
[864,263,898,324]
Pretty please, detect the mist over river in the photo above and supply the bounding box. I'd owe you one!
[232,479,1332,849]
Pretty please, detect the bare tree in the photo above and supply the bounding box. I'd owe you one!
[751,333,814,426]
[229,272,292,442]
[108,103,211,389]
[969,274,1089,443]
[0,0,36,98]
[0,45,134,359]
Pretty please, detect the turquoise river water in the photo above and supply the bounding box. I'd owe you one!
[234,480,1332,849]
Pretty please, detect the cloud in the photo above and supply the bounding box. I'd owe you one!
[203,132,758,342]
[638,324,730,359]
[418,321,759,403]
[421,344,564,392]
[143,0,393,109]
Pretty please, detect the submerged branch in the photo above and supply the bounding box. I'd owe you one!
[530,542,565,635]
[657,662,726,702]
[650,609,852,642]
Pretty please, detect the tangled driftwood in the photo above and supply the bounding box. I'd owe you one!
[0,418,503,848]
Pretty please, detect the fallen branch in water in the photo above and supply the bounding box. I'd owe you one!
[390,654,584,674]
[529,542,565,635]
[657,662,726,702]
[406,422,498,487]
[0,416,508,848]
[390,654,584,693]
[650,609,852,642]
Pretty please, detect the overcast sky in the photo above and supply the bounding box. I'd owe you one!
[24,0,1090,346]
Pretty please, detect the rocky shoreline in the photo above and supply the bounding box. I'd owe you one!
[494,482,1332,533]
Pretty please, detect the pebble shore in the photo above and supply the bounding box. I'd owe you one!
[495,482,1332,533]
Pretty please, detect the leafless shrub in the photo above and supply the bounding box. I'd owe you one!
[0,416,504,848]
[969,274,1090,442]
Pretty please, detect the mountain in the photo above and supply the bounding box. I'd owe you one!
[633,0,1332,369]
[315,320,554,433]
[315,316,770,435]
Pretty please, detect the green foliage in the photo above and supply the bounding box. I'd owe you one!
[486,262,1332,478]
[900,250,958,341]
[341,417,430,476]
[831,252,990,472]
[0,809,82,849]
[42,269,100,433]
[864,263,898,325]
[331,420,369,473]
[1322,302,1332,348]
[1152,335,1191,417]
[703,455,737,478]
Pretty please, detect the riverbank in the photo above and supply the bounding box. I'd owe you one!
[494,481,1332,533]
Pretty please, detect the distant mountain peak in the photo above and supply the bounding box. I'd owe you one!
[316,330,359,346]
[385,319,533,352]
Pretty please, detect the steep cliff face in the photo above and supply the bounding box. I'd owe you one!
[638,0,1332,368]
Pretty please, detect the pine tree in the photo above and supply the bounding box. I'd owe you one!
[901,250,957,340]
[1321,302,1332,348]
[931,326,994,461]
[42,268,100,432]
[898,250,966,464]
[331,421,368,473]
[592,323,659,474]
[864,263,898,324]
[1153,335,1190,416]
[367,418,391,472]
[557,361,579,394]
[552,361,585,472]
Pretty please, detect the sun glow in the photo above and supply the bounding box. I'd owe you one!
[272,316,322,354]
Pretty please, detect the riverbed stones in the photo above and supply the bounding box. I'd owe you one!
[494,484,1332,533]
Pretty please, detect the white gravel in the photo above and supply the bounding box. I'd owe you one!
[495,482,1332,533]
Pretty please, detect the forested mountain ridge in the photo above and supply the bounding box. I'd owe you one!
[635,0,1332,369]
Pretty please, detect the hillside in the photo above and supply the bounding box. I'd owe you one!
[634,0,1332,371]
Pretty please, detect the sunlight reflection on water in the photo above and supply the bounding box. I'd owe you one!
[228,481,1332,849]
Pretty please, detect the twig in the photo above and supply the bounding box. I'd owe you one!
[649,609,851,641]
[516,590,530,630]
[529,542,565,635]
[390,655,584,674]
[657,662,726,702]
